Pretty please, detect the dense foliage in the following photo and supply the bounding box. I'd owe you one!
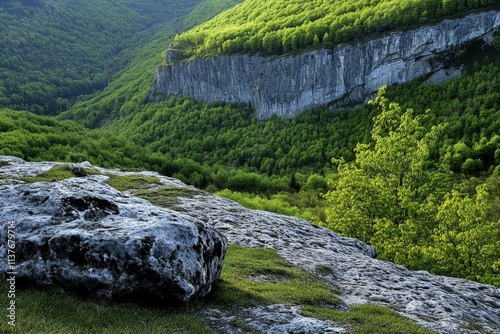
[325,88,500,286]
[0,0,202,115]
[0,108,166,170]
[173,0,498,58]
[182,0,243,30]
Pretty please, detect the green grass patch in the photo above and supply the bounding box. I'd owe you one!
[0,160,9,167]
[315,265,335,276]
[106,174,162,192]
[208,244,341,308]
[0,285,214,334]
[18,164,99,183]
[462,320,485,332]
[134,186,204,210]
[302,304,435,334]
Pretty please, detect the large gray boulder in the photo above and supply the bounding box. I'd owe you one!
[0,173,227,303]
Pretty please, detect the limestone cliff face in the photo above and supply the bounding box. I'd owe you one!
[150,11,500,118]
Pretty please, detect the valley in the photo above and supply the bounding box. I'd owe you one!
[0,0,499,333]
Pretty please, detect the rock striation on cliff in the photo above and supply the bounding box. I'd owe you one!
[150,11,500,118]
[1,156,500,333]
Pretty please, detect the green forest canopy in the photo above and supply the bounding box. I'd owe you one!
[173,0,498,58]
[0,0,202,115]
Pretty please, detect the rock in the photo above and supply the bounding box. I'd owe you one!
[203,305,347,334]
[67,163,87,177]
[246,305,346,334]
[150,11,500,119]
[0,155,57,177]
[0,169,227,303]
[424,67,463,85]
[165,48,183,63]
[1,157,500,334]
[171,190,500,334]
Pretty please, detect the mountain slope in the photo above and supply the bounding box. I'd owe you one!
[152,11,500,118]
[173,0,498,58]
[0,0,202,115]
[1,0,499,292]
[59,0,241,128]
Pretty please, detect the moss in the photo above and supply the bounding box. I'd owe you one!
[106,174,162,192]
[0,160,9,167]
[134,186,204,211]
[18,164,101,183]
[302,304,436,334]
[315,265,335,276]
[462,320,485,332]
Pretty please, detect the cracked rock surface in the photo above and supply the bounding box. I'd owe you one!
[1,157,500,333]
[203,305,346,334]
[0,156,227,303]
[173,186,500,334]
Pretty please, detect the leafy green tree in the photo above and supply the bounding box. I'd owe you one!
[324,87,500,285]
[324,87,450,264]
[425,184,500,285]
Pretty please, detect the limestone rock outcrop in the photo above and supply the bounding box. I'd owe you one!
[0,157,227,303]
[151,11,500,118]
[1,156,500,333]
[167,187,500,334]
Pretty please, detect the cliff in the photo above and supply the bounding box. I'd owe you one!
[1,156,500,333]
[150,11,500,118]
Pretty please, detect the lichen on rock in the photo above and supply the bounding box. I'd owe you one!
[0,159,227,303]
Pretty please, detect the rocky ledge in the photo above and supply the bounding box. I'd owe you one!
[0,156,227,303]
[1,156,500,333]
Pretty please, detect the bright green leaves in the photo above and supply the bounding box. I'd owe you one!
[325,88,500,286]
[326,87,447,246]
[172,0,496,58]
[426,184,500,285]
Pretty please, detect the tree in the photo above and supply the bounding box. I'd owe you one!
[426,184,500,285]
[324,87,449,263]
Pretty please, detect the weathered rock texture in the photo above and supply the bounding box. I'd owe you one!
[1,157,500,334]
[0,156,227,303]
[203,305,346,334]
[151,11,500,118]
[169,190,500,334]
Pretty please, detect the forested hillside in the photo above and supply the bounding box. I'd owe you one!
[173,0,498,58]
[0,108,168,170]
[0,0,202,115]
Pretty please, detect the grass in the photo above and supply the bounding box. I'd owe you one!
[18,164,100,183]
[0,285,215,334]
[0,159,9,167]
[106,174,162,192]
[208,244,341,308]
[134,186,204,211]
[461,320,485,332]
[0,245,434,333]
[302,305,436,334]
